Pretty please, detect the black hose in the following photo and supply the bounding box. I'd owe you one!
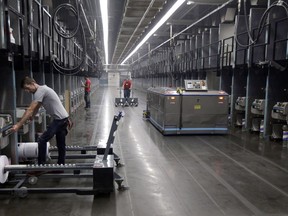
[235,0,288,48]
[53,3,80,39]
[52,1,87,75]
[52,19,86,75]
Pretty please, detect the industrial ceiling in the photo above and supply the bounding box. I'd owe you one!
[50,0,240,72]
[92,0,238,68]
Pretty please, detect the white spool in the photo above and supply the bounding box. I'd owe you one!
[283,130,288,141]
[18,142,50,162]
[18,142,38,160]
[0,155,9,183]
[9,28,15,44]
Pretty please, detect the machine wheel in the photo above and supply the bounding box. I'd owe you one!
[28,176,38,185]
[14,187,28,198]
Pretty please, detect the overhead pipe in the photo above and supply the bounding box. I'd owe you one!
[80,1,94,38]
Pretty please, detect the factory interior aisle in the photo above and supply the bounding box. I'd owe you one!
[1,86,288,216]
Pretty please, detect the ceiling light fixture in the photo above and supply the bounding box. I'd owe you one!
[187,1,195,5]
[100,0,108,65]
[120,0,185,65]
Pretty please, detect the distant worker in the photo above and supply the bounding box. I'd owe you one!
[82,76,91,108]
[11,76,73,165]
[123,78,132,100]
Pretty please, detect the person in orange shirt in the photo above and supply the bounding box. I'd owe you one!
[82,76,91,108]
[123,78,132,101]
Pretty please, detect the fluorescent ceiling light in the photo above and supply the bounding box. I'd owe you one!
[120,0,185,65]
[187,1,195,5]
[100,0,108,65]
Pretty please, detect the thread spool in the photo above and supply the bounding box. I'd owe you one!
[18,142,50,162]
[0,155,9,183]
[9,28,15,44]
[282,125,288,148]
[283,130,288,141]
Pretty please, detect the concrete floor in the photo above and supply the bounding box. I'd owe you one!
[1,86,288,216]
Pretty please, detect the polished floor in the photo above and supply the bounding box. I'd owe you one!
[2,86,288,216]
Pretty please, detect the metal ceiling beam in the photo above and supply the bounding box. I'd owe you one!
[123,17,150,24]
[166,19,194,26]
[79,2,94,38]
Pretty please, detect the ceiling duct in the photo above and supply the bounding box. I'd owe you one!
[250,0,268,6]
[221,7,237,23]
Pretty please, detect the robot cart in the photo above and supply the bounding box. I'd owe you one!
[115,88,138,107]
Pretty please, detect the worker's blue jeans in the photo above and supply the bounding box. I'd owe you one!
[84,91,90,108]
[124,89,131,100]
[37,118,68,165]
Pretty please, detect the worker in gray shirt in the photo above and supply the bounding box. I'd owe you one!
[11,76,73,165]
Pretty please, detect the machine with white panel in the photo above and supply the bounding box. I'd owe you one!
[184,79,207,91]
[250,99,265,132]
[16,107,32,135]
[235,96,246,127]
[0,114,13,150]
[270,102,288,140]
[146,87,229,135]
[271,102,288,120]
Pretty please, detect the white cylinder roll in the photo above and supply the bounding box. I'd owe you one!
[0,155,9,183]
[17,142,50,162]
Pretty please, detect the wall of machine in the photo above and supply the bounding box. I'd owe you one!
[132,0,288,140]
